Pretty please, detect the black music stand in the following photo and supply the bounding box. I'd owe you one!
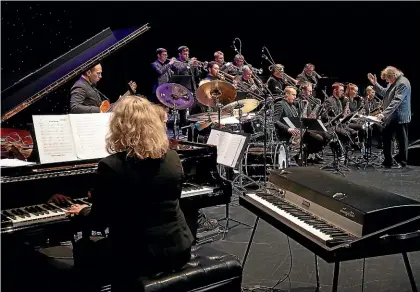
[321,114,351,176]
[207,128,254,236]
[283,117,328,166]
[169,75,194,138]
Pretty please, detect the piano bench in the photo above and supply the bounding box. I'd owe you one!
[136,245,243,292]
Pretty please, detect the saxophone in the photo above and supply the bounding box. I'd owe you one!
[343,97,351,118]
[301,99,310,118]
[289,129,302,149]
[309,103,321,119]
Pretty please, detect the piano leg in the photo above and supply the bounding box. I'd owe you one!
[332,261,340,292]
[402,252,419,292]
[242,216,260,267]
[314,255,320,291]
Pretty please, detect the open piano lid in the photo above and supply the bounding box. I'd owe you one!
[1,23,151,123]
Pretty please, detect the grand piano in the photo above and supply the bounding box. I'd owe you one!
[1,24,232,242]
[240,167,420,292]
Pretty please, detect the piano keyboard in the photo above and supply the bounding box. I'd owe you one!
[246,193,355,247]
[2,184,216,233]
[181,184,215,198]
[1,198,90,231]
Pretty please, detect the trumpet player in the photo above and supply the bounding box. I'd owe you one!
[171,46,202,133]
[151,48,175,103]
[274,86,329,163]
[213,51,230,73]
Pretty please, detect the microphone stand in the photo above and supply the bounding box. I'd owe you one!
[297,100,307,166]
[233,39,272,188]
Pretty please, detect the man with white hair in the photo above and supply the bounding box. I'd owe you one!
[367,66,411,168]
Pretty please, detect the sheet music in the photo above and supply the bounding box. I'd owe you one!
[216,131,231,165]
[32,115,78,163]
[317,119,328,132]
[222,134,247,167]
[1,159,36,168]
[69,113,112,160]
[207,129,248,167]
[207,130,221,146]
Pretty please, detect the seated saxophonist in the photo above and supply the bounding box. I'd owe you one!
[297,82,322,118]
[296,82,325,162]
[274,86,329,163]
[364,85,383,148]
[323,82,359,146]
[343,83,366,144]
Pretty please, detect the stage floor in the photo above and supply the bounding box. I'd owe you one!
[203,157,420,292]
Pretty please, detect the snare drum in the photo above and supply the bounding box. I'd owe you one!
[241,142,289,180]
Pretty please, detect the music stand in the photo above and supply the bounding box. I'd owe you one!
[170,75,194,138]
[206,128,254,236]
[282,117,328,166]
[320,114,351,176]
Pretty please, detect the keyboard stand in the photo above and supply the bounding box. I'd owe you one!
[242,215,323,291]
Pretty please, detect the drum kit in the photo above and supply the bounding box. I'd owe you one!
[155,80,265,139]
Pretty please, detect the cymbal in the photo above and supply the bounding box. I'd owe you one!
[222,99,260,114]
[188,112,230,122]
[156,83,194,110]
[196,80,237,107]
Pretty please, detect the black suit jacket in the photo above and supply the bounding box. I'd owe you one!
[80,149,194,263]
[324,96,343,118]
[274,99,299,137]
[70,77,102,113]
[151,60,173,94]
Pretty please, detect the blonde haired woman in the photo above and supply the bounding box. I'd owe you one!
[68,96,194,291]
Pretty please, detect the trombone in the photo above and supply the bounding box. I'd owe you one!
[267,63,300,88]
[216,70,265,101]
[224,62,263,75]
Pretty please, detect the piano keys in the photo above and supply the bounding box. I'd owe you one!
[1,140,231,237]
[240,167,420,292]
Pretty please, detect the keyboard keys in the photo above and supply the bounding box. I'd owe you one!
[1,197,91,231]
[247,193,354,246]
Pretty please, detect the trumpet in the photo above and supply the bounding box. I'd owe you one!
[169,57,207,68]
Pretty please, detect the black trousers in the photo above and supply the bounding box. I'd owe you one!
[275,125,330,154]
[348,122,366,142]
[382,120,409,166]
